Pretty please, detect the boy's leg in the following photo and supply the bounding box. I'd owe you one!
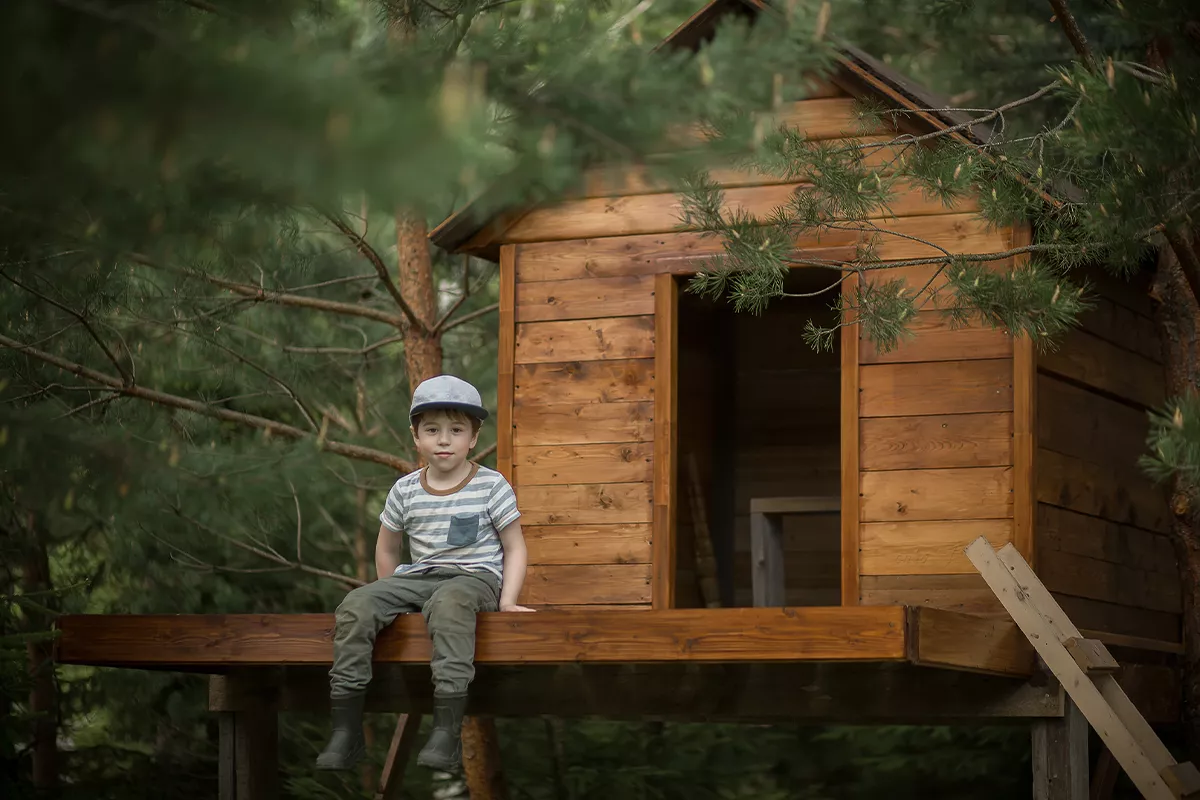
[317,574,435,770]
[415,571,500,771]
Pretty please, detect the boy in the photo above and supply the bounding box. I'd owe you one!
[317,374,533,773]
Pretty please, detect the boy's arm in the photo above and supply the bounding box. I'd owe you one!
[375,524,403,581]
[497,521,535,612]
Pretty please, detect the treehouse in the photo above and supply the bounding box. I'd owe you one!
[54,1,1184,797]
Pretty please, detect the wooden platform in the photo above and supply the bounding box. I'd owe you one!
[55,604,1183,725]
[55,605,1033,676]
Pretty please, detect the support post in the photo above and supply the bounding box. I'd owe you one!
[214,673,279,800]
[376,713,423,800]
[1033,697,1089,800]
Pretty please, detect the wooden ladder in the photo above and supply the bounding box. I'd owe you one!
[964,537,1200,800]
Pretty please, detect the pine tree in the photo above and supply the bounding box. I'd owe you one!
[0,0,836,795]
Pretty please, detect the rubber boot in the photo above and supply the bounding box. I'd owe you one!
[315,693,366,770]
[416,693,467,771]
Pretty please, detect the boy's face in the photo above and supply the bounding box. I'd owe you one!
[411,410,479,472]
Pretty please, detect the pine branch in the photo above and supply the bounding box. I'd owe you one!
[432,255,473,334]
[1,271,133,386]
[886,82,1060,147]
[52,392,122,420]
[0,333,414,474]
[320,213,426,332]
[158,514,366,589]
[283,335,405,356]
[1046,0,1099,72]
[440,302,499,333]
[131,255,407,329]
[138,318,321,432]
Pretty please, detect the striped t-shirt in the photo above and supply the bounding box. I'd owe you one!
[378,463,520,580]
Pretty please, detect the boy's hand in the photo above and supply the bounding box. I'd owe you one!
[500,603,536,612]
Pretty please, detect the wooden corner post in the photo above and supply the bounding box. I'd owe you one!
[652,273,678,609]
[839,273,861,606]
[1011,222,1037,566]
[496,244,517,482]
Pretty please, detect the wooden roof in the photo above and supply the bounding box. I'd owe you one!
[428,0,994,257]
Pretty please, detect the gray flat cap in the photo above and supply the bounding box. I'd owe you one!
[409,374,489,421]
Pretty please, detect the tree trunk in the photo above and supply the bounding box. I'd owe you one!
[394,208,507,799]
[460,716,508,800]
[1150,242,1200,763]
[21,514,58,791]
[396,212,443,384]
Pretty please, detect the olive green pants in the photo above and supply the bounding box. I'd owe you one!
[328,567,500,698]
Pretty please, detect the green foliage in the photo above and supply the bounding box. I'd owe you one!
[1143,393,1200,499]
[1,0,1195,796]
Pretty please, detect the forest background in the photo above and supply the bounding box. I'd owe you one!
[3,0,1197,798]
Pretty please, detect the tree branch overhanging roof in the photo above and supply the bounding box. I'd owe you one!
[427,0,996,259]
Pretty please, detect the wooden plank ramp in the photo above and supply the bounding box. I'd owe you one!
[965,537,1200,800]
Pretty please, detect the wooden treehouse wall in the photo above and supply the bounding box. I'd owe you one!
[490,80,1031,611]
[1033,265,1181,651]
[845,228,1021,612]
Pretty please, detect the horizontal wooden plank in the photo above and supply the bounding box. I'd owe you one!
[908,606,1034,677]
[1037,374,1150,470]
[1036,504,1176,576]
[682,97,896,144]
[512,442,653,486]
[513,359,653,406]
[731,550,842,590]
[54,606,911,667]
[750,496,839,515]
[731,514,841,555]
[859,360,1013,417]
[1039,326,1165,409]
[1074,294,1161,363]
[512,213,1003,283]
[860,519,1013,575]
[517,482,653,526]
[513,401,653,446]
[1080,630,1182,656]
[733,444,841,506]
[1052,594,1180,645]
[734,367,841,422]
[515,316,655,364]
[520,564,652,605]
[1036,548,1181,614]
[860,412,1012,470]
[1037,448,1170,533]
[860,467,1013,522]
[522,524,652,565]
[860,311,1013,364]
[515,274,656,322]
[732,587,841,606]
[1081,262,1156,318]
[501,180,980,244]
[862,214,1012,262]
[514,229,858,282]
[580,137,903,197]
[860,574,1005,616]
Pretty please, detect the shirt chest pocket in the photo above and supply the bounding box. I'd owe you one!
[447,512,481,546]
